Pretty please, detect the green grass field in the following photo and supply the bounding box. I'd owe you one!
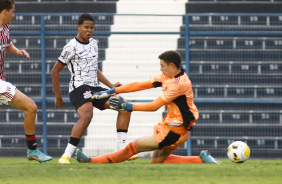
[0,158,281,184]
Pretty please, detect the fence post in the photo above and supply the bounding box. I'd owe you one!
[40,15,48,154]
[184,14,192,156]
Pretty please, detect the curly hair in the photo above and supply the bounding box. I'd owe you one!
[78,13,95,25]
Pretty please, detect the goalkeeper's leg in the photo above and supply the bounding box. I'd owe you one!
[77,135,159,163]
[90,142,138,163]
[91,135,159,163]
[151,150,203,164]
[150,151,220,164]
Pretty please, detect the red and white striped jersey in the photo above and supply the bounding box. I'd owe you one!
[0,24,11,80]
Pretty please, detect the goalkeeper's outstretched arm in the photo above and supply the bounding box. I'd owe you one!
[109,96,166,112]
[132,97,166,111]
[92,80,155,100]
[115,80,154,94]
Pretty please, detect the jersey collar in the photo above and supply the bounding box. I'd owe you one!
[175,69,185,78]
[75,37,90,44]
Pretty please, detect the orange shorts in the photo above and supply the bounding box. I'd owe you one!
[153,124,190,153]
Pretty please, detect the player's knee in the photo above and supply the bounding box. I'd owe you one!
[118,110,131,116]
[115,94,128,103]
[150,159,163,164]
[25,101,38,115]
[79,111,93,122]
[113,95,131,115]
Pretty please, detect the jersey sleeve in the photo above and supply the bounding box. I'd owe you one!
[5,24,11,47]
[132,96,166,111]
[149,74,163,88]
[58,44,74,65]
[115,80,154,94]
[115,73,165,94]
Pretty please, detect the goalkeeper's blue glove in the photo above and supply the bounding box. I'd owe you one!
[109,96,133,112]
[91,88,116,100]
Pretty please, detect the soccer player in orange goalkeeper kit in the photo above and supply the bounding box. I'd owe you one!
[76,50,221,164]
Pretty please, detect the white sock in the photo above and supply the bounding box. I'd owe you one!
[116,132,127,151]
[62,143,77,159]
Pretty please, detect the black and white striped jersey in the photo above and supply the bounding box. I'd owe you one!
[58,37,99,92]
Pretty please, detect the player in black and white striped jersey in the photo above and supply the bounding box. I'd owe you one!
[52,13,134,164]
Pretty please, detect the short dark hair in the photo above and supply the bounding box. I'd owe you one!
[0,0,15,13]
[158,50,182,69]
[78,13,95,25]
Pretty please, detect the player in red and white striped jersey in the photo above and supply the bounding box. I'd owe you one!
[0,0,52,162]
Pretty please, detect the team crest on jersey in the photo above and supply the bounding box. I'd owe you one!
[83,91,92,99]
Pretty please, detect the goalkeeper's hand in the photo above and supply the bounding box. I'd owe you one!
[109,96,133,112]
[91,88,116,99]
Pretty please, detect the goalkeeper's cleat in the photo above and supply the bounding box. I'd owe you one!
[76,149,91,163]
[27,149,52,163]
[199,150,221,164]
[58,156,71,164]
[127,154,138,161]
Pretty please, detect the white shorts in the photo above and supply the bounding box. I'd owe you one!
[0,79,16,105]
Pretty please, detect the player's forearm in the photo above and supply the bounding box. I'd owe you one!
[5,43,20,55]
[132,97,166,111]
[115,81,154,94]
[51,71,62,98]
[97,69,113,88]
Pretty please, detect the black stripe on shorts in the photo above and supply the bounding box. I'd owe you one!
[158,131,181,150]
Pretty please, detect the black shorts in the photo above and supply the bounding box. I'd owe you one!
[69,85,110,110]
